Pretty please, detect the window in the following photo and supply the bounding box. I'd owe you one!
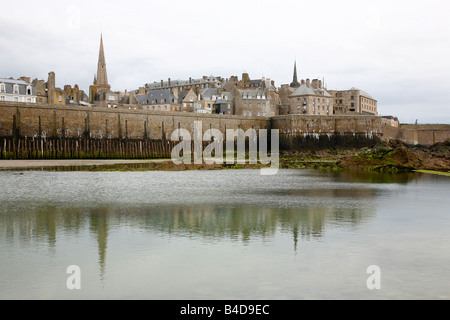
[14,97,19,102]
[0,96,5,101]
[27,86,32,95]
[27,98,31,103]
[228,104,231,109]
[0,83,6,92]
[59,95,63,102]
[248,112,252,116]
[108,95,115,101]
[351,96,354,100]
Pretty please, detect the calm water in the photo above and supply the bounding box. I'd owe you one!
[0,168,449,300]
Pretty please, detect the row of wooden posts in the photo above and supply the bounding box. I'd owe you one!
[0,137,206,160]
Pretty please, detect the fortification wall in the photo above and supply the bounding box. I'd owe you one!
[381,124,450,146]
[1,103,448,151]
[271,115,383,149]
[0,103,270,140]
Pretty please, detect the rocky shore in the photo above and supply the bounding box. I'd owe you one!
[280,139,450,174]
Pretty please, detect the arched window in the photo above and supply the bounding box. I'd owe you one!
[0,83,5,92]
[13,84,19,94]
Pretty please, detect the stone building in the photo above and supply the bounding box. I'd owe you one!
[64,84,88,105]
[234,89,274,117]
[287,79,333,115]
[178,88,200,113]
[32,71,66,105]
[381,115,399,127]
[199,88,234,115]
[328,88,378,115]
[137,89,179,112]
[0,77,36,103]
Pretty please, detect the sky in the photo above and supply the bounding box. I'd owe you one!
[1,0,449,124]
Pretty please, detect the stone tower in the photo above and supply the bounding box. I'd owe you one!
[96,34,110,91]
[290,60,301,88]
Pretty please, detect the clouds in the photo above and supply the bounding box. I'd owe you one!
[0,0,449,123]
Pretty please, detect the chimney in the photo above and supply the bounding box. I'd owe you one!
[301,79,305,86]
[319,80,323,89]
[168,78,171,87]
[271,80,275,87]
[306,79,310,88]
[189,77,192,84]
[19,76,31,84]
[161,80,164,87]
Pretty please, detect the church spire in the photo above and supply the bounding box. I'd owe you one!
[96,34,110,90]
[290,60,301,88]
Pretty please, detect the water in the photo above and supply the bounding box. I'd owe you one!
[0,169,449,300]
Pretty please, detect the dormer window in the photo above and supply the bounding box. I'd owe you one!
[13,84,19,94]
[0,83,5,92]
[27,86,32,95]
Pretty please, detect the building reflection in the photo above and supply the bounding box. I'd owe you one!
[0,201,375,276]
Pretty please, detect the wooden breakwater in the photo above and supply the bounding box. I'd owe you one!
[0,137,181,160]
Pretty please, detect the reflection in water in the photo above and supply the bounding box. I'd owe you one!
[0,203,375,277]
[1,169,449,299]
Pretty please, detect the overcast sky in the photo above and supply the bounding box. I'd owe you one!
[1,0,449,123]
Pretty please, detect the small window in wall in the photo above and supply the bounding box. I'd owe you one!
[59,95,63,102]
[27,98,31,103]
[0,84,5,92]
[14,97,19,102]
[0,96,5,101]
[13,84,19,94]
[27,86,32,95]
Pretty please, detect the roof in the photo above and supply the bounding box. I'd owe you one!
[0,78,31,85]
[291,83,332,97]
[137,89,176,104]
[239,89,266,99]
[0,78,35,96]
[350,87,374,100]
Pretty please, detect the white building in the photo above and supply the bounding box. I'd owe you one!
[0,78,37,103]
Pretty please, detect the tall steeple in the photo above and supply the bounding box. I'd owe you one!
[290,60,301,88]
[96,34,110,91]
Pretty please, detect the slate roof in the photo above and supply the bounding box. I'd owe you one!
[291,84,332,97]
[137,89,176,104]
[0,78,35,95]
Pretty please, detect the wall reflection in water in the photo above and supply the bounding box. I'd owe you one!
[0,201,375,278]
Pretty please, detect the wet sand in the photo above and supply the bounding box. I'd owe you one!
[0,159,171,170]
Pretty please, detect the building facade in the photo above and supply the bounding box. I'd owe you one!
[0,78,36,104]
[328,88,378,115]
